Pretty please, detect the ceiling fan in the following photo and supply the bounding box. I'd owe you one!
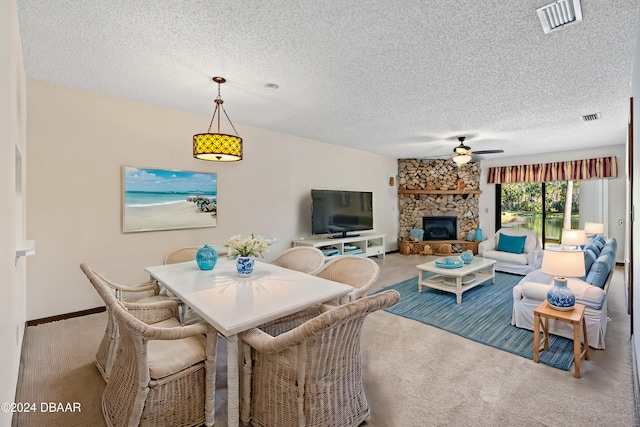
[444,136,504,165]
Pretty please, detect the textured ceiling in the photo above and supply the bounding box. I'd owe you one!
[15,0,638,160]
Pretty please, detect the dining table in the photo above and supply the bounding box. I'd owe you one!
[145,257,353,427]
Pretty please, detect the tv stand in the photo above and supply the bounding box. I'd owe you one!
[293,233,385,260]
[329,233,360,239]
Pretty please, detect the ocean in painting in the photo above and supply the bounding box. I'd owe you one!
[124,191,216,207]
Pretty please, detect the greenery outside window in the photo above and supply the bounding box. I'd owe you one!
[497,181,579,245]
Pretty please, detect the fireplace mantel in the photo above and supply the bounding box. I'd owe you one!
[397,189,481,195]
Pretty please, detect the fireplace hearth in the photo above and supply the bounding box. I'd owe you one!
[423,216,457,241]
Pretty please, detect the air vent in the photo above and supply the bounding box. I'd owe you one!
[537,0,583,34]
[581,113,601,122]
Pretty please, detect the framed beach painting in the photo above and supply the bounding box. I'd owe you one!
[122,166,218,233]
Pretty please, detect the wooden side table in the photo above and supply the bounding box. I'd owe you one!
[533,301,590,378]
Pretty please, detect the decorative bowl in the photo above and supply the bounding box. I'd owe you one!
[460,250,474,264]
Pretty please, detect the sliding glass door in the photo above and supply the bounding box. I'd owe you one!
[497,181,579,245]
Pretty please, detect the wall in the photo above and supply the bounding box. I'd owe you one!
[478,145,627,263]
[0,0,27,423]
[631,0,640,409]
[25,80,399,320]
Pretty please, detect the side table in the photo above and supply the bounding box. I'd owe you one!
[533,301,590,378]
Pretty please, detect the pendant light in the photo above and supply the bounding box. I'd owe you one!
[193,77,243,161]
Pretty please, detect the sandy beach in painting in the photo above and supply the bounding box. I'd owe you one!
[124,200,217,232]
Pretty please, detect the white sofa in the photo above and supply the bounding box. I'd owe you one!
[477,228,543,275]
[511,237,617,349]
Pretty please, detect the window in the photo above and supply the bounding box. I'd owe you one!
[497,181,579,245]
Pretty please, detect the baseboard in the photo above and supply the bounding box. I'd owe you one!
[26,306,106,326]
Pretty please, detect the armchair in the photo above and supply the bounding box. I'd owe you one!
[313,255,380,303]
[80,263,215,427]
[477,228,542,275]
[239,290,400,427]
[85,267,173,381]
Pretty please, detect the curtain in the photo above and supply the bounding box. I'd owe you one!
[487,156,618,184]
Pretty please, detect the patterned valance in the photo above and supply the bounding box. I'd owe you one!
[487,156,618,184]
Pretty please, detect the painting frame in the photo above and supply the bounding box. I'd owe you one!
[122,166,218,233]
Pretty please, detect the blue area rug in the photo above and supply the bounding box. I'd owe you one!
[380,272,575,370]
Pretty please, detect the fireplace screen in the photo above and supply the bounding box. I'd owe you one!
[423,216,457,240]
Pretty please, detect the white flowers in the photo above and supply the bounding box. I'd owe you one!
[225,234,269,258]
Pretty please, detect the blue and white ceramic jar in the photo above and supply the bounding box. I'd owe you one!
[196,245,218,271]
[547,278,575,311]
[236,256,255,277]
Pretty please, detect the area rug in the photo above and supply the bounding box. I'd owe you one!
[380,272,575,370]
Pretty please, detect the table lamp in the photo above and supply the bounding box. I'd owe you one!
[584,222,605,237]
[541,249,586,311]
[561,229,587,249]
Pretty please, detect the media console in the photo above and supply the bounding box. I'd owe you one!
[293,233,385,260]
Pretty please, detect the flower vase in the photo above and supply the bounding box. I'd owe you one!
[196,245,218,271]
[236,256,255,277]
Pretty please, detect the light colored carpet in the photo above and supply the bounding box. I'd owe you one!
[380,273,575,370]
[14,254,636,426]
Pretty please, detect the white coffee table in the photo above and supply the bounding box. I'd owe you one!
[417,256,497,304]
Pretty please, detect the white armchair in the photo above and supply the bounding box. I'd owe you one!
[478,228,542,275]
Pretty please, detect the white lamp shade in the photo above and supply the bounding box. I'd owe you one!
[541,249,586,278]
[584,222,605,234]
[560,229,588,246]
[453,155,472,165]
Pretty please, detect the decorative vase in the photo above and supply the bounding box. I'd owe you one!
[466,231,475,241]
[546,277,575,311]
[236,256,255,277]
[460,250,474,264]
[196,245,218,270]
[475,227,483,241]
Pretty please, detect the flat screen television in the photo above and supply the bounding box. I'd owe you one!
[311,189,373,238]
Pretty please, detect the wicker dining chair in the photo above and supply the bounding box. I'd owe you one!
[313,255,380,303]
[270,246,326,274]
[80,264,216,427]
[239,290,400,427]
[163,246,201,264]
[84,267,173,381]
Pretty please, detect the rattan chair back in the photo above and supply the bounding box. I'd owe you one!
[270,246,326,274]
[239,289,400,427]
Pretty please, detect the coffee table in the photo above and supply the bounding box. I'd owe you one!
[417,256,496,303]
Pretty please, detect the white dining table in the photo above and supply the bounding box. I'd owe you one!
[145,258,352,427]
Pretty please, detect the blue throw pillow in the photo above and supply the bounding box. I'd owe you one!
[585,253,615,289]
[584,241,601,257]
[582,249,597,280]
[592,235,606,250]
[496,234,527,254]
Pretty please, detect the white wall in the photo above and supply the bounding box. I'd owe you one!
[478,145,627,263]
[631,0,640,404]
[25,80,399,320]
[0,0,27,423]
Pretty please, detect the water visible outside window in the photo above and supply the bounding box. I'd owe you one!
[500,181,579,244]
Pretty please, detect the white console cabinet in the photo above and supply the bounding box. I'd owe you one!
[293,233,385,260]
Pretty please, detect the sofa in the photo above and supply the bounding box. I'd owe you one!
[477,228,543,275]
[511,236,617,349]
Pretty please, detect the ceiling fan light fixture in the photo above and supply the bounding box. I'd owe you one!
[193,76,243,162]
[453,155,472,165]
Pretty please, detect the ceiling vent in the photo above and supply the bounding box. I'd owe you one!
[581,113,601,122]
[537,0,583,34]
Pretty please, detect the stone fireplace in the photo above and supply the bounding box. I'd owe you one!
[397,159,481,253]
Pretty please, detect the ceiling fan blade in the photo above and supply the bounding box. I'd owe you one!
[471,149,504,155]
